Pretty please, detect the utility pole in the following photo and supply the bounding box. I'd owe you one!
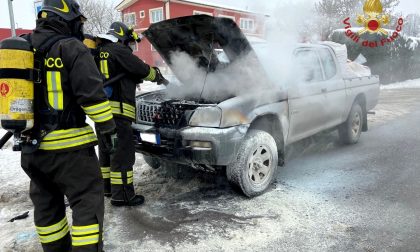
[8,0,16,37]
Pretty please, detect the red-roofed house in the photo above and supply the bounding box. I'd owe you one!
[0,28,33,41]
[116,0,267,66]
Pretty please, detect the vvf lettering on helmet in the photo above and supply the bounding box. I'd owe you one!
[44,57,64,68]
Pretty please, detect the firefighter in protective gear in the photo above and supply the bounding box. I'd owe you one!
[20,0,116,251]
[96,21,166,206]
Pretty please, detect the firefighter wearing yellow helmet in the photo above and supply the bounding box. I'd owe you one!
[18,0,116,251]
[96,21,167,206]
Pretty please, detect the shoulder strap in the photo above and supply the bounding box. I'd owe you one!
[36,34,70,55]
[32,34,70,83]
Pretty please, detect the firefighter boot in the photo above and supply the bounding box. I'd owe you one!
[111,194,145,207]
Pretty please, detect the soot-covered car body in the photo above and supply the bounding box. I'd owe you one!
[133,15,380,197]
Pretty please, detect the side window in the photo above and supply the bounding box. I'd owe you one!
[294,50,324,82]
[318,48,337,80]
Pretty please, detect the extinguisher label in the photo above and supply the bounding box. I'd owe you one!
[10,99,33,113]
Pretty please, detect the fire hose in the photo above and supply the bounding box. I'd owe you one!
[0,131,13,149]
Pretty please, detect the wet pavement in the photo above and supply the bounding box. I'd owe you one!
[1,88,420,251]
[103,88,420,251]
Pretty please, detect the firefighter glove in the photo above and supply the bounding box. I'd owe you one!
[144,67,169,85]
[102,129,118,154]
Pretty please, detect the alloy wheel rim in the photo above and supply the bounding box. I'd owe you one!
[247,144,273,186]
[352,113,361,138]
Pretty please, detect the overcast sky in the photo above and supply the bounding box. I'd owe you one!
[0,0,419,29]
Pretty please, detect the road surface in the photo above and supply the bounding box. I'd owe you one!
[1,88,420,251]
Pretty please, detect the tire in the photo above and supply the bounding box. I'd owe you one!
[143,155,161,169]
[339,103,363,145]
[227,130,278,197]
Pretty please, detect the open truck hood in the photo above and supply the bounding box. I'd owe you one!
[143,15,270,94]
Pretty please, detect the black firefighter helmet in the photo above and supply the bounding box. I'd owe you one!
[108,22,142,44]
[39,0,86,21]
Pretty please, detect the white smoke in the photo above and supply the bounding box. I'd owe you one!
[162,0,322,102]
[165,49,272,102]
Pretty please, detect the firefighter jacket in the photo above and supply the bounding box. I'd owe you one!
[25,18,115,152]
[98,41,155,122]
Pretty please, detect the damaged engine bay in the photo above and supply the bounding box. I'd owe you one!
[137,15,272,129]
[136,91,218,129]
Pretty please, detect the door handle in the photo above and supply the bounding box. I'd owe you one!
[321,88,328,93]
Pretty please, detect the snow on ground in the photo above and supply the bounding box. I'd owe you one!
[381,79,420,90]
[1,78,420,251]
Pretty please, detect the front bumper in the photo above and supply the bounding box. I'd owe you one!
[132,124,249,166]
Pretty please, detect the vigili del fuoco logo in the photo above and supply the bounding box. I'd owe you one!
[0,82,10,97]
[342,0,404,48]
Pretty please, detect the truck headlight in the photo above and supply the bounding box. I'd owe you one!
[189,107,222,127]
[220,109,250,127]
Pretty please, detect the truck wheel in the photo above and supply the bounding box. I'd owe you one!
[143,155,161,169]
[227,130,278,197]
[339,103,363,145]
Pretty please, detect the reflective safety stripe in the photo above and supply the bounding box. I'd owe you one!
[39,225,70,244]
[72,224,100,236]
[110,171,133,185]
[82,101,113,123]
[101,167,110,179]
[36,217,69,244]
[72,224,100,246]
[110,171,133,178]
[89,110,113,123]
[111,177,133,185]
[36,217,68,235]
[100,60,109,79]
[40,133,97,150]
[46,71,64,110]
[43,126,94,141]
[72,234,100,246]
[40,126,97,151]
[110,101,136,120]
[82,101,111,114]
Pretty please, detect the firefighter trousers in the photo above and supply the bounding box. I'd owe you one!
[97,118,136,202]
[21,147,104,252]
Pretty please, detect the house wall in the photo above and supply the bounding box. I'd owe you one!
[0,28,33,41]
[120,0,266,66]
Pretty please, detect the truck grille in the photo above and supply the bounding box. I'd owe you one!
[137,102,198,128]
[137,104,160,123]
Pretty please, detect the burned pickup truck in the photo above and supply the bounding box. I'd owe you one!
[133,15,380,197]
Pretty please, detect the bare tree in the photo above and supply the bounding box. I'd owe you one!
[79,0,121,35]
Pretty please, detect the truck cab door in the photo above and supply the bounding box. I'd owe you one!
[317,47,347,129]
[287,49,329,144]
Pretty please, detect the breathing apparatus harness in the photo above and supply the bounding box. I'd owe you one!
[0,34,69,151]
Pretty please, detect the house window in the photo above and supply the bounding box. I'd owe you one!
[139,10,145,18]
[218,14,235,21]
[193,10,213,16]
[124,12,136,27]
[150,7,164,23]
[240,18,255,31]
